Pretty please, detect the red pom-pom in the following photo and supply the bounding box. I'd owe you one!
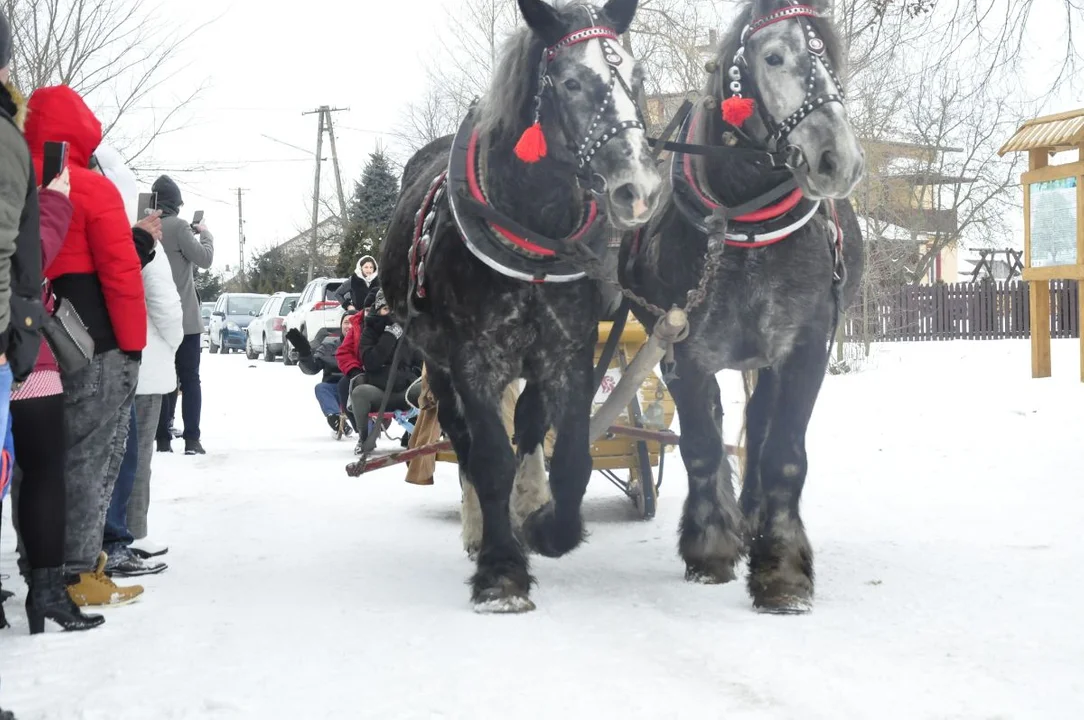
[721,96,756,127]
[514,122,547,163]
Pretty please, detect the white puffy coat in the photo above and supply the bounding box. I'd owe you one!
[138,243,184,395]
[93,143,184,394]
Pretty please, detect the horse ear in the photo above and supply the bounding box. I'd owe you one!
[602,0,639,34]
[517,0,564,45]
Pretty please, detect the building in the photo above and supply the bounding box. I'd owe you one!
[856,139,975,285]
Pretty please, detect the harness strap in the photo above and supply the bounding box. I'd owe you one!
[648,99,694,160]
[594,300,629,391]
[454,192,592,272]
[715,178,799,220]
[649,137,789,165]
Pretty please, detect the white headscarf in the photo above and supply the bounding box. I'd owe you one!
[93,142,140,223]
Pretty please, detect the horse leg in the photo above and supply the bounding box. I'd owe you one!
[521,350,593,558]
[451,362,534,613]
[737,370,775,532]
[668,363,744,584]
[427,366,479,559]
[510,381,552,538]
[744,336,828,614]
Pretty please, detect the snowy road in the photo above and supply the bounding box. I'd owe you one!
[2,340,1083,719]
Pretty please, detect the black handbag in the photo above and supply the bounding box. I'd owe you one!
[42,293,95,374]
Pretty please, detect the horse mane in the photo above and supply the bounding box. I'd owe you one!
[709,1,845,101]
[474,0,596,144]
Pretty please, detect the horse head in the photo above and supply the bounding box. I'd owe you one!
[479,0,662,229]
[713,0,864,199]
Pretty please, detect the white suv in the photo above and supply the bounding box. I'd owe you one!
[282,277,347,366]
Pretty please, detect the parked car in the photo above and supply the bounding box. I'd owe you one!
[208,292,269,354]
[245,292,300,361]
[282,277,346,366]
[200,301,214,349]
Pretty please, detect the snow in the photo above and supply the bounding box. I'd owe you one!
[3,339,1084,719]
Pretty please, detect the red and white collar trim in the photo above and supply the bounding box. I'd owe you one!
[674,107,820,247]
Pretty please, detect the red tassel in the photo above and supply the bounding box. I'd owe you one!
[721,96,756,127]
[514,122,547,163]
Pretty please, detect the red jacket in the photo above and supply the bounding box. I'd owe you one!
[336,311,364,377]
[24,86,146,353]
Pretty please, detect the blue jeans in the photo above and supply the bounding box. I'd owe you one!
[156,333,202,441]
[104,402,138,552]
[315,381,340,416]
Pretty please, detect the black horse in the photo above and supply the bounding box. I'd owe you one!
[619,0,866,613]
[381,0,662,612]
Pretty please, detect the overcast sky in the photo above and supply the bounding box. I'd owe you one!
[125,0,449,275]
[123,0,1080,275]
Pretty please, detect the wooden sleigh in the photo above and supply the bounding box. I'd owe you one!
[345,317,744,520]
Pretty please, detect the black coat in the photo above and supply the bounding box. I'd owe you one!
[335,273,380,311]
[360,313,421,392]
[297,328,343,384]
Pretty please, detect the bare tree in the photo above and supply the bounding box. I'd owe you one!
[4,0,210,161]
[394,0,727,153]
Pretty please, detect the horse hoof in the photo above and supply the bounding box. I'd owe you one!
[684,561,737,585]
[472,588,536,614]
[523,503,585,558]
[752,595,813,615]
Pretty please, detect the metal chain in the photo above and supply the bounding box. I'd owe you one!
[559,224,726,321]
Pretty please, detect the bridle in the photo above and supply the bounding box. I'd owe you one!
[725,2,846,161]
[526,10,646,187]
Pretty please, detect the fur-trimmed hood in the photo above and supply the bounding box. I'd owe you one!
[355,255,378,280]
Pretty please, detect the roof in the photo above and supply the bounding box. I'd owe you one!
[998,107,1084,155]
[879,172,976,185]
[864,138,964,154]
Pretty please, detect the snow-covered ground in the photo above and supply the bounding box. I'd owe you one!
[2,339,1083,719]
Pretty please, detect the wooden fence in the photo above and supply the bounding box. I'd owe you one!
[842,280,1080,342]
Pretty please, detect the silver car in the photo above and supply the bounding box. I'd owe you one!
[245,292,301,361]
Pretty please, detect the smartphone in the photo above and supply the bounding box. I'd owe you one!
[192,210,204,225]
[41,141,69,187]
[137,192,158,218]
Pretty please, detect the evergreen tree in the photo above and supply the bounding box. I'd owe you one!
[194,269,224,303]
[355,149,399,229]
[337,149,398,273]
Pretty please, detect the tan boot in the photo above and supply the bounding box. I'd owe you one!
[67,552,144,607]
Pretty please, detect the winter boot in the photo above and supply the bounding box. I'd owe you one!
[184,439,206,456]
[0,596,7,630]
[156,438,172,453]
[104,547,167,578]
[27,567,105,634]
[66,553,144,607]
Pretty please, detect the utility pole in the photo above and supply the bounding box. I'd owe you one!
[302,105,350,283]
[233,187,249,288]
[324,109,350,225]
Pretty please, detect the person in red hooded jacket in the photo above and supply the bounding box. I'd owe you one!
[23,85,148,603]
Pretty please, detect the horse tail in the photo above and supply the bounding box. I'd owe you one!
[736,369,758,475]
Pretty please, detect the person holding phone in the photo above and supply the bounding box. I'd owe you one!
[151,175,213,455]
[24,84,147,607]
